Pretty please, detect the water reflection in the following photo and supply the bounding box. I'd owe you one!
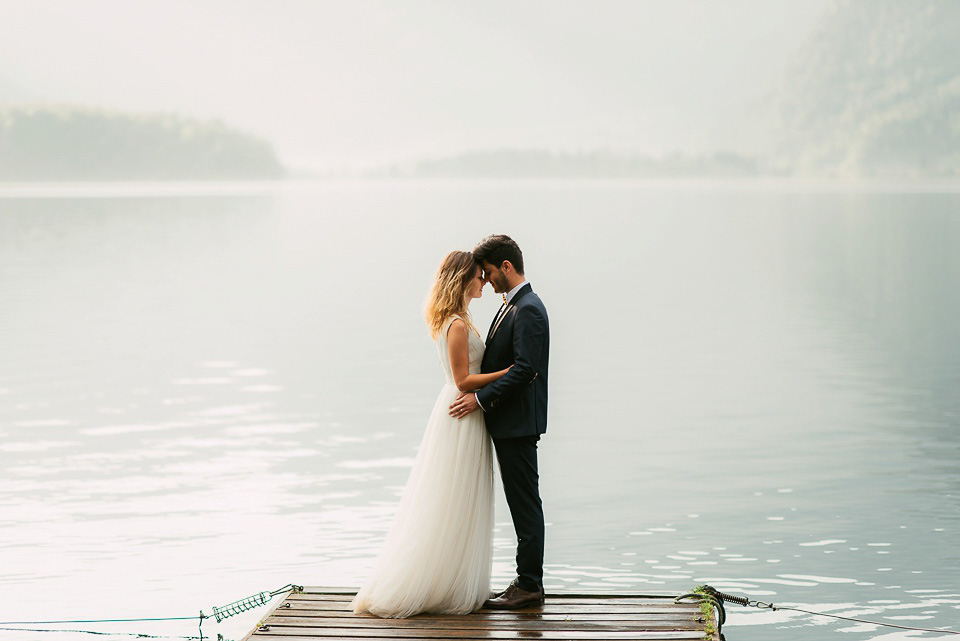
[0,182,957,640]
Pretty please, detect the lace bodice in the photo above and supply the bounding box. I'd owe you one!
[436,316,484,386]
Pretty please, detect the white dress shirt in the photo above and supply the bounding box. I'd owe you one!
[503,280,529,305]
[476,280,528,411]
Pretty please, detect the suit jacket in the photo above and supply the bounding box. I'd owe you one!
[476,283,549,440]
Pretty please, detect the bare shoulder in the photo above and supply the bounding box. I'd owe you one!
[446,316,468,337]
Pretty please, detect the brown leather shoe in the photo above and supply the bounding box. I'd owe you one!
[483,582,544,610]
[489,578,518,600]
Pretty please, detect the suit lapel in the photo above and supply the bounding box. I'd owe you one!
[486,303,505,342]
[487,284,533,342]
[488,303,512,340]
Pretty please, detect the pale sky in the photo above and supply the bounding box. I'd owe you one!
[0,0,830,169]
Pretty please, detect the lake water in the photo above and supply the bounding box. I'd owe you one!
[1,179,958,641]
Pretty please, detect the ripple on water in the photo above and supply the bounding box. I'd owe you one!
[222,422,316,436]
[80,423,178,435]
[778,574,859,584]
[171,377,232,385]
[12,419,74,427]
[231,368,274,376]
[190,403,271,416]
[0,440,78,452]
[799,539,847,546]
[336,458,416,469]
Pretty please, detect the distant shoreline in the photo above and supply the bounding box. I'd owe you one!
[0,105,285,181]
[4,176,960,199]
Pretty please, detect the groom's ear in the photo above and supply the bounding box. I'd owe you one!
[501,260,514,274]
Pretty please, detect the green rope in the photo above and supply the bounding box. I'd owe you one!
[0,617,199,625]
[0,626,197,639]
[0,583,303,639]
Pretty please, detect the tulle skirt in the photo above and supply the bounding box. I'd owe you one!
[351,383,494,618]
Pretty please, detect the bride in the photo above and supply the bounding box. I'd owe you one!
[351,250,510,618]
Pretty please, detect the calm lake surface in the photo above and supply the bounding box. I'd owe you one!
[1,179,958,641]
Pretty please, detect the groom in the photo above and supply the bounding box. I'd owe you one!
[449,234,549,610]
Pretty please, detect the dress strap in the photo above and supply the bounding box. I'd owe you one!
[443,315,467,335]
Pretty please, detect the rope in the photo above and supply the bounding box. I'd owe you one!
[754,602,960,636]
[676,587,728,635]
[0,626,196,639]
[0,617,199,625]
[677,584,960,637]
[0,584,303,639]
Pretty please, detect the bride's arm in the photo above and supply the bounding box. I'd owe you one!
[447,318,510,392]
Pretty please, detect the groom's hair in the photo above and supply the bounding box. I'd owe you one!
[474,234,524,275]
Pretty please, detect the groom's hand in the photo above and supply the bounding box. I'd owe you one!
[449,392,479,419]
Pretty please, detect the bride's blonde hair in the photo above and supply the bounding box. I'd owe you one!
[426,250,480,340]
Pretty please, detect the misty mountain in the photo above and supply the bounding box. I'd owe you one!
[0,73,33,103]
[380,1,960,181]
[777,0,960,177]
[0,105,285,180]
[373,149,762,179]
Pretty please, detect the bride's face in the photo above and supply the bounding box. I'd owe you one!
[465,266,484,300]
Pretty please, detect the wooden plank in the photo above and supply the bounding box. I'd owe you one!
[244,588,716,641]
[251,637,704,641]
[250,627,706,639]
[515,593,679,599]
[240,592,297,641]
[287,592,689,605]
[271,612,700,623]
[277,608,698,617]
[261,617,702,631]
[301,587,358,595]
[287,594,688,606]
[298,588,677,599]
[278,602,698,614]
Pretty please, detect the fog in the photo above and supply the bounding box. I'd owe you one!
[3,5,960,640]
[0,0,828,170]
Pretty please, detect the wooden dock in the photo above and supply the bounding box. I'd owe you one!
[241,587,717,641]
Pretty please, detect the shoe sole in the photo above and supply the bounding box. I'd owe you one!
[482,598,545,610]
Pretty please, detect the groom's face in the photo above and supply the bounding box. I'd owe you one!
[481,260,509,294]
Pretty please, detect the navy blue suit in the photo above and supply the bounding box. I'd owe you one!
[476,283,549,593]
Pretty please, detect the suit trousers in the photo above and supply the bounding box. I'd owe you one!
[493,435,544,593]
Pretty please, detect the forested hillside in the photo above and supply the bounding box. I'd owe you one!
[0,105,285,180]
[777,0,960,177]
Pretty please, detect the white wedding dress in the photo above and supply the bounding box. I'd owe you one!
[351,317,494,618]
